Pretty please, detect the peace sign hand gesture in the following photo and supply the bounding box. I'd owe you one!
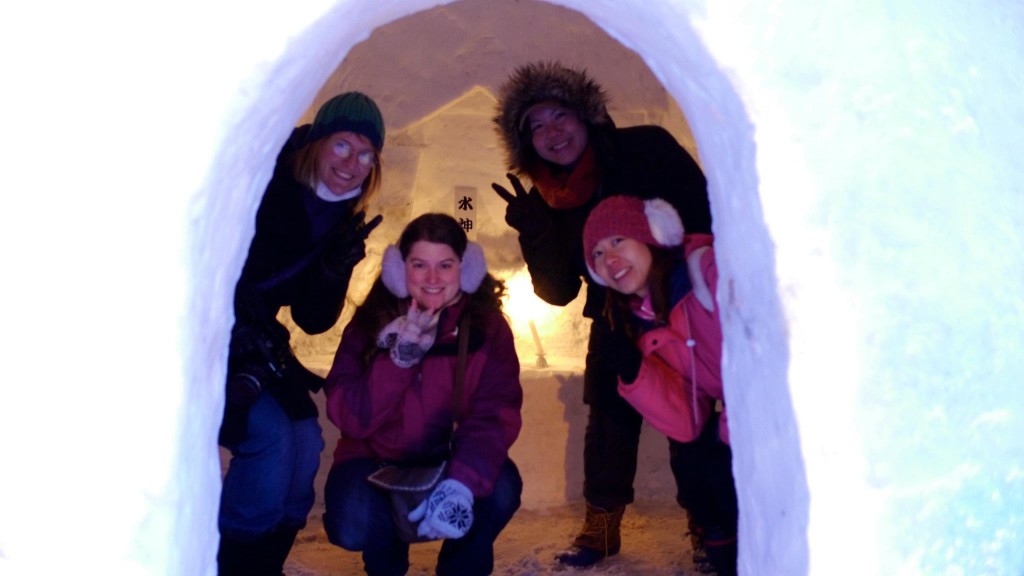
[490,173,552,236]
[397,300,441,350]
[324,211,384,275]
[378,300,442,368]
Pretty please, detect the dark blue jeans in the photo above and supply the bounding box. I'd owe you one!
[219,393,323,540]
[323,457,523,576]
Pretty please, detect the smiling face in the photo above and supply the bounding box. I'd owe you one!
[315,131,376,196]
[590,236,654,298]
[525,101,589,168]
[404,240,463,311]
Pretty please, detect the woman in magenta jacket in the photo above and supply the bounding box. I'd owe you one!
[583,194,737,576]
[321,213,523,576]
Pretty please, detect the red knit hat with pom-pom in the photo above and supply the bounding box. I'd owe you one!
[582,195,684,286]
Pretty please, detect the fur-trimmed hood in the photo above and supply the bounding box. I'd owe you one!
[493,61,613,174]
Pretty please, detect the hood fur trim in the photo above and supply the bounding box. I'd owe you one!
[494,61,612,173]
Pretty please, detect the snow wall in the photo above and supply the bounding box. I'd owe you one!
[1,0,1022,575]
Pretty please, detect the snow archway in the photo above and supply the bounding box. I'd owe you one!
[3,1,1023,575]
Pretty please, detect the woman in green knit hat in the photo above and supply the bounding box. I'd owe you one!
[217,91,386,575]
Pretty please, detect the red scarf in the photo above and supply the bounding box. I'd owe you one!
[531,146,599,209]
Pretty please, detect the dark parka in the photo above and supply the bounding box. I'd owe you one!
[221,126,360,443]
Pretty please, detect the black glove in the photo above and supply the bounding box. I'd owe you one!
[322,211,383,276]
[602,327,643,384]
[491,173,552,237]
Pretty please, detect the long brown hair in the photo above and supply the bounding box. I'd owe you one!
[350,213,507,366]
[603,244,684,338]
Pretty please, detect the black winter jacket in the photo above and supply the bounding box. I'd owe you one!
[222,126,360,441]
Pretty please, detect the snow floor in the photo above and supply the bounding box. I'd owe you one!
[283,500,704,575]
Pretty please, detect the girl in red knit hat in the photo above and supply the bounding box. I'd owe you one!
[583,194,738,576]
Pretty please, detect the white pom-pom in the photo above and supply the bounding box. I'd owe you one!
[644,197,684,248]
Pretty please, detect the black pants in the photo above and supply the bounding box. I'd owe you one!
[581,390,644,508]
[581,391,733,519]
[670,416,738,534]
[582,323,736,529]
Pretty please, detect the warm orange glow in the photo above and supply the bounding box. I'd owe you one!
[502,269,560,326]
[500,267,562,365]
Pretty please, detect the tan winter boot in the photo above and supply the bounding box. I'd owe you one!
[554,502,625,567]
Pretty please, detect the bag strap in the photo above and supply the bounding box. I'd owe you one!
[252,246,325,292]
[252,220,340,293]
[452,315,471,429]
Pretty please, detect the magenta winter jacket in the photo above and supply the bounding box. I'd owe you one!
[324,298,523,497]
[618,238,730,444]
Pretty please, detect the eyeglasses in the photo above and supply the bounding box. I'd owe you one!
[332,140,376,167]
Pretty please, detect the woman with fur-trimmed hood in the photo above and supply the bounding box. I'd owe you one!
[491,61,717,570]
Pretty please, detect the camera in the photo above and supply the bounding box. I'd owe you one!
[226,321,294,406]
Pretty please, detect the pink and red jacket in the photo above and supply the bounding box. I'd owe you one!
[617,234,730,444]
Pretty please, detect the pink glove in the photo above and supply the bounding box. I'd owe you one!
[376,301,440,367]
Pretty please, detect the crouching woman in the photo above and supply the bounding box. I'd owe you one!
[322,213,524,576]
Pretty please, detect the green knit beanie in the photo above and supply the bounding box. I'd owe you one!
[305,92,385,150]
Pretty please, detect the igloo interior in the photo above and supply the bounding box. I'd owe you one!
[2,0,1022,575]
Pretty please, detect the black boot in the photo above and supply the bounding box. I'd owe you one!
[554,503,625,568]
[264,525,300,575]
[703,526,737,576]
[218,534,265,576]
[686,518,716,574]
[218,526,299,576]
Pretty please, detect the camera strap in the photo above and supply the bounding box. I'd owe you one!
[450,314,471,439]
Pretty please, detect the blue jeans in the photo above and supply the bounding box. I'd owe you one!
[219,393,324,540]
[323,457,523,576]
